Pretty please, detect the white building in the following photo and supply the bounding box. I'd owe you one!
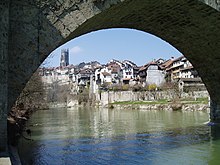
[139,61,165,86]
[40,66,75,85]
[146,64,165,86]
[95,66,112,85]
[166,56,198,81]
[121,60,137,84]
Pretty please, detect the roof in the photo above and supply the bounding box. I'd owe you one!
[180,66,194,71]
[155,58,165,64]
[179,78,202,82]
[109,59,122,65]
[139,65,148,71]
[139,61,161,72]
[102,72,111,76]
[160,59,174,69]
[79,68,94,74]
[111,68,119,73]
[173,55,185,62]
[122,60,137,67]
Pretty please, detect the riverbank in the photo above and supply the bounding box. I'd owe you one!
[7,103,48,164]
[7,104,33,165]
[107,98,209,111]
[7,104,35,147]
[65,94,210,111]
[7,97,209,164]
[8,97,209,143]
[109,102,209,111]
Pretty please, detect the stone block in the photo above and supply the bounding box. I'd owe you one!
[9,3,39,23]
[0,158,11,165]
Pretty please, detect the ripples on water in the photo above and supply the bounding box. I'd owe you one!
[18,108,220,165]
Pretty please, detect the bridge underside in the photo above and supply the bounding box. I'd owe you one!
[1,0,220,156]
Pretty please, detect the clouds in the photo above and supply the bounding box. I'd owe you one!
[70,46,83,54]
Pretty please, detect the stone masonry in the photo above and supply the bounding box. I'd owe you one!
[0,0,9,157]
[1,0,220,156]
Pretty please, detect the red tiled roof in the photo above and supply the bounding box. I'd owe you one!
[139,61,160,71]
[160,59,173,69]
[102,72,111,76]
[111,68,119,73]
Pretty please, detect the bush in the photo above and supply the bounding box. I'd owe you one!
[148,84,157,91]
[78,88,89,105]
[109,84,131,91]
[122,84,130,91]
[132,84,145,92]
[171,103,182,111]
[108,104,114,109]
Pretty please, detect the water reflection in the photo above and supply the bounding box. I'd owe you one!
[208,125,220,165]
[18,108,220,165]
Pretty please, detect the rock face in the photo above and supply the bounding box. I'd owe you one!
[2,0,220,154]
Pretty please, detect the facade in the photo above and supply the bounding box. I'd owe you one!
[165,56,199,81]
[95,67,111,85]
[107,60,122,84]
[40,65,75,85]
[76,68,94,86]
[178,78,206,92]
[139,61,165,86]
[121,60,137,84]
[146,64,165,86]
[180,58,198,78]
[40,55,205,94]
[163,56,205,91]
[166,56,185,81]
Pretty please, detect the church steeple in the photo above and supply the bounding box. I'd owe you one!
[60,49,69,67]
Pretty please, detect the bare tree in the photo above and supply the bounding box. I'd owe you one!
[16,69,46,109]
[8,69,46,146]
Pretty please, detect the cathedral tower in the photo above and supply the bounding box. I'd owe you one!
[60,49,69,67]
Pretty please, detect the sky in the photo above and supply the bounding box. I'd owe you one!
[45,28,182,67]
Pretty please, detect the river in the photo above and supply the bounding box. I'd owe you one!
[18,107,220,165]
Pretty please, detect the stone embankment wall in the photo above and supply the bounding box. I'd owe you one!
[66,90,209,111]
[111,103,209,112]
[96,91,209,106]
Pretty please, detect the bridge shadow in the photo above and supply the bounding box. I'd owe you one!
[210,124,220,140]
[208,124,220,165]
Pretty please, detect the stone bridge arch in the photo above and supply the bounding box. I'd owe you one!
[1,0,220,155]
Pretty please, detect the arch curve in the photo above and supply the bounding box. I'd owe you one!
[1,0,220,155]
[7,0,220,118]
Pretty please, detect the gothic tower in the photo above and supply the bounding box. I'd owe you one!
[60,49,69,67]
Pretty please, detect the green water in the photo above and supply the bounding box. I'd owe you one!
[18,108,220,165]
